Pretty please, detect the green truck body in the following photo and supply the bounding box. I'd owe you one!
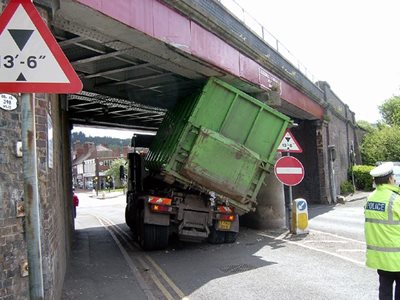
[145,77,291,215]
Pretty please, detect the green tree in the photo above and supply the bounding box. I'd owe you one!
[379,96,400,126]
[357,120,376,133]
[105,158,127,188]
[361,125,400,165]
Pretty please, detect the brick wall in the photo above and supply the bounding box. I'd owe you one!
[37,94,73,300]
[287,82,360,205]
[0,93,72,300]
[289,121,324,204]
[0,92,29,299]
[318,81,359,202]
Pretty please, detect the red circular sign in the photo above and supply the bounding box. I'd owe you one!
[274,156,304,186]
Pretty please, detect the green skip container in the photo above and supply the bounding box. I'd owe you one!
[145,77,291,214]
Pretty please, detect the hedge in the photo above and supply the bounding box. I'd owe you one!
[351,165,375,191]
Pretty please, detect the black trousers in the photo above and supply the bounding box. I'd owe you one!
[378,269,400,300]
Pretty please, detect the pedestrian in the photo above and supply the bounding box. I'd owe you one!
[364,162,400,300]
[72,188,79,219]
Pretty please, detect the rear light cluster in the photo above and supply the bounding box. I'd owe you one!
[216,205,235,221]
[217,214,235,221]
[150,204,172,213]
[148,196,172,214]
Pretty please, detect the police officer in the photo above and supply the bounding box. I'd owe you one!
[365,162,400,300]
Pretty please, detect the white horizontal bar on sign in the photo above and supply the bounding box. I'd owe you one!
[276,167,303,174]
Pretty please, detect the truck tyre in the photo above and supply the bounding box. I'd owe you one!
[139,211,169,250]
[208,222,225,244]
[125,205,140,241]
[125,205,135,229]
[224,231,238,243]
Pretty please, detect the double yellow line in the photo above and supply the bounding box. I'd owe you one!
[95,215,188,300]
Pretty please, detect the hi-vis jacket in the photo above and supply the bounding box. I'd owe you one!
[365,184,400,271]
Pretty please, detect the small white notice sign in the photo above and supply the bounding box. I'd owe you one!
[0,93,18,111]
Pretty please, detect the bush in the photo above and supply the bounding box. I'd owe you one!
[340,181,355,195]
[361,125,400,165]
[352,165,375,191]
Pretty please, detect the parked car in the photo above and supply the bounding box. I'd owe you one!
[393,165,400,187]
[86,182,93,190]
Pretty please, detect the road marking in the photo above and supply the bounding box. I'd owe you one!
[146,256,187,299]
[96,215,187,300]
[337,249,365,253]
[310,229,365,244]
[97,216,175,300]
[258,232,365,266]
[95,216,157,300]
[303,240,348,243]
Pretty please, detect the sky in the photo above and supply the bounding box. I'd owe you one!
[230,0,400,123]
[72,125,154,139]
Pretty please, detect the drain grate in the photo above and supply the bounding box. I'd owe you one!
[219,264,256,274]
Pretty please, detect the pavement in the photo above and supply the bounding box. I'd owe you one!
[61,219,148,300]
[62,190,150,300]
[339,190,371,203]
[74,189,125,200]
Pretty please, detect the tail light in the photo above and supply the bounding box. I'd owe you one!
[150,204,172,213]
[217,214,235,221]
[148,196,172,214]
[216,205,235,221]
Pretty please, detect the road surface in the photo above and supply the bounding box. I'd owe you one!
[62,192,377,300]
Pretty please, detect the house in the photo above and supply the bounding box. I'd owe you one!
[71,141,130,189]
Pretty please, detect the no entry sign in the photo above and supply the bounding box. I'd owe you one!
[274,156,304,186]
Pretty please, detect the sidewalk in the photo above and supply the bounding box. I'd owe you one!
[89,190,125,200]
[61,215,148,300]
[343,190,370,202]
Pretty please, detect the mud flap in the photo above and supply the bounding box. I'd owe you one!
[143,202,170,226]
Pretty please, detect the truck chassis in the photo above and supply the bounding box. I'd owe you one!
[125,153,239,250]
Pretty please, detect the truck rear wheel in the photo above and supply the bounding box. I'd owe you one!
[139,211,169,250]
[224,231,238,243]
[208,222,225,244]
[125,205,134,229]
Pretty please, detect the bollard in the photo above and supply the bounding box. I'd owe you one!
[291,198,309,234]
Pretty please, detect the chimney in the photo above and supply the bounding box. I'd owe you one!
[83,142,95,154]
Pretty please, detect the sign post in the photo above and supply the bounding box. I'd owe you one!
[0,1,82,298]
[275,129,304,233]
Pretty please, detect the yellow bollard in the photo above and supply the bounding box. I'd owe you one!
[291,198,309,234]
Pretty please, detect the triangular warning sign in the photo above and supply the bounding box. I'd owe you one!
[0,0,82,93]
[277,129,303,153]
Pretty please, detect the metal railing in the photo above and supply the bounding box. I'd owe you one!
[217,0,317,83]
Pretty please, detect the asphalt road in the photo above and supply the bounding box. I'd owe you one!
[62,192,378,300]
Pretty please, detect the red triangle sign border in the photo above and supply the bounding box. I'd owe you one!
[277,128,303,153]
[0,0,82,93]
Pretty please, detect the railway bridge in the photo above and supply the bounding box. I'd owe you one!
[0,0,361,298]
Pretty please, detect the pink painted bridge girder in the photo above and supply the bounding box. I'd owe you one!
[76,0,323,119]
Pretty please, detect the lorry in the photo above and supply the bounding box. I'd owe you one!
[125,77,291,250]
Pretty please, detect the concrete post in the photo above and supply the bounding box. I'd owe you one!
[240,170,286,229]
